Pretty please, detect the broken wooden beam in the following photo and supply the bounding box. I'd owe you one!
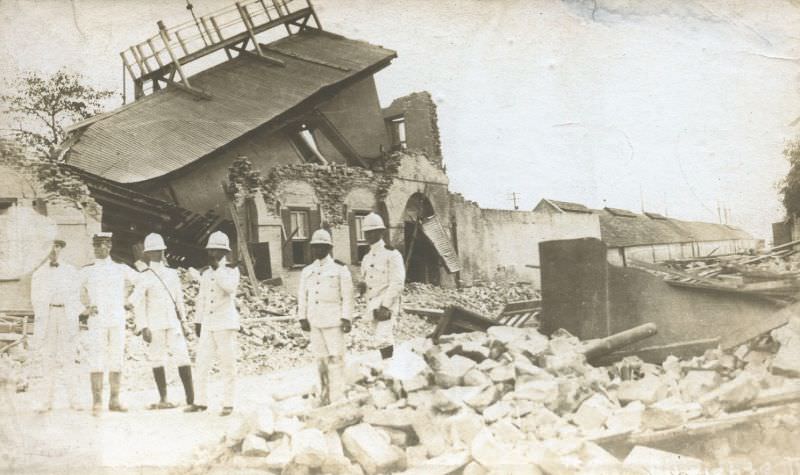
[581,323,658,361]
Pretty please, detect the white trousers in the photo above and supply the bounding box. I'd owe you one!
[369,318,395,349]
[38,307,78,405]
[87,323,125,373]
[195,329,237,407]
[148,328,190,368]
[309,326,345,357]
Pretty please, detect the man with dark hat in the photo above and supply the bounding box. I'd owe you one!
[30,238,81,412]
[79,232,139,416]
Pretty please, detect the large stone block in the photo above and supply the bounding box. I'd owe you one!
[411,414,449,457]
[699,372,760,416]
[616,376,669,405]
[434,355,477,388]
[342,423,407,475]
[241,433,270,457]
[606,401,644,432]
[465,384,500,412]
[623,446,704,475]
[772,339,800,378]
[514,378,559,407]
[679,370,722,402]
[463,368,492,387]
[482,401,513,424]
[363,408,417,430]
[292,428,328,468]
[489,364,515,383]
[444,411,485,448]
[252,407,276,438]
[572,393,617,432]
[265,438,294,469]
[397,451,471,475]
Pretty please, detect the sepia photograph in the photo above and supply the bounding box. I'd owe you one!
[1,0,800,473]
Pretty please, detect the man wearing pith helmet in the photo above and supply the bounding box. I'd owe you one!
[185,230,240,416]
[129,233,195,410]
[297,228,353,405]
[358,213,405,360]
[78,232,139,416]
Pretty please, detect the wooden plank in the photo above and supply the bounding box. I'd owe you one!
[403,307,445,318]
[420,214,461,273]
[592,338,721,366]
[223,185,258,295]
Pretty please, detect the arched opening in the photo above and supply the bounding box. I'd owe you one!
[402,192,439,284]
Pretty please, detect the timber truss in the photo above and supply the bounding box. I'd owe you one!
[120,0,322,100]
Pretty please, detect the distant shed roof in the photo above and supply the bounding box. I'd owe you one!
[534,198,592,214]
[595,208,753,248]
[64,30,396,184]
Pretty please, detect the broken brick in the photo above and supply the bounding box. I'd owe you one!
[572,393,617,432]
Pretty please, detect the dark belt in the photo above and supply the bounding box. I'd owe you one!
[49,304,65,308]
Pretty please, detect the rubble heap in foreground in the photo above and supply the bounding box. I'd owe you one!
[201,320,800,474]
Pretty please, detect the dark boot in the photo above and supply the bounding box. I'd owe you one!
[318,359,330,406]
[90,372,103,417]
[379,345,394,360]
[178,365,195,406]
[108,372,127,412]
[148,367,175,409]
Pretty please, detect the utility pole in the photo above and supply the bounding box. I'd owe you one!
[509,192,520,210]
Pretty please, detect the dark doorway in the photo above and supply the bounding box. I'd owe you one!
[402,193,440,284]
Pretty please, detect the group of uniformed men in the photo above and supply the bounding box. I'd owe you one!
[30,212,404,414]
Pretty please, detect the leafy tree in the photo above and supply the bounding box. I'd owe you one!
[780,139,800,217]
[2,69,114,159]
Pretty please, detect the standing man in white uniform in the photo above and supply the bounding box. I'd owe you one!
[79,232,138,415]
[358,213,405,360]
[129,233,194,409]
[297,229,353,405]
[185,231,240,416]
[30,239,82,412]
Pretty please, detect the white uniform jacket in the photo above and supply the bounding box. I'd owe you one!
[30,261,81,344]
[129,262,186,331]
[79,257,139,328]
[195,257,240,331]
[360,239,405,315]
[297,255,353,328]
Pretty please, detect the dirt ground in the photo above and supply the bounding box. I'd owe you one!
[1,359,327,474]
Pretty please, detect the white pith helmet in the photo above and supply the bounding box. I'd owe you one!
[206,231,231,251]
[143,233,167,252]
[310,229,333,245]
[362,212,386,232]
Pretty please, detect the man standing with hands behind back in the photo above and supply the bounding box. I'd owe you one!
[358,213,405,360]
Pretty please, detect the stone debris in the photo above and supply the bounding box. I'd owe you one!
[212,305,800,474]
[341,423,407,475]
[623,446,705,474]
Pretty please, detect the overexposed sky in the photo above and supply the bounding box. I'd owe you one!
[1,0,799,239]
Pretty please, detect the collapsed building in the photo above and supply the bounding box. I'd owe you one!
[50,0,757,296]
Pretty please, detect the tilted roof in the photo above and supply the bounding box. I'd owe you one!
[64,30,396,184]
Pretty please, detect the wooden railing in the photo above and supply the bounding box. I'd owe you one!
[121,0,320,99]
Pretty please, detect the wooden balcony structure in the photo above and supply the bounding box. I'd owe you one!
[120,0,321,100]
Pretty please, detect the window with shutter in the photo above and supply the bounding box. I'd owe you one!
[350,210,371,263]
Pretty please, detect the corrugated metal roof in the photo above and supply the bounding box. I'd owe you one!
[65,30,396,183]
[596,208,753,247]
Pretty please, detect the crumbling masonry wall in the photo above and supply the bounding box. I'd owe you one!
[383,91,443,168]
[451,194,601,288]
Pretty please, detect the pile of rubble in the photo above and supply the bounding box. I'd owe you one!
[211,320,800,474]
[403,282,538,317]
[645,242,800,303]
